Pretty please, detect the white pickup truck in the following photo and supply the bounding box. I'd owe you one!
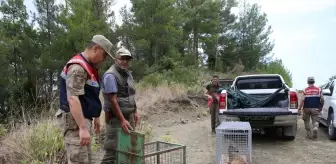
[318,79,336,140]
[218,74,299,140]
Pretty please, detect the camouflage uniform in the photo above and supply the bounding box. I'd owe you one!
[56,35,112,164]
[56,64,93,164]
[301,78,324,139]
[101,64,137,164]
[302,108,321,139]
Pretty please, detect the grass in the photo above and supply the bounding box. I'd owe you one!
[0,67,238,163]
[160,135,177,143]
[0,119,64,164]
[137,120,153,143]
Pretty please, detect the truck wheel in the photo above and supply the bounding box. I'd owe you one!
[327,113,336,140]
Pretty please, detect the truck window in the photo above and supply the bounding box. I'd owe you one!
[235,76,283,89]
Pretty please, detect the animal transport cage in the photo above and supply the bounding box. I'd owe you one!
[215,121,252,164]
[143,141,186,164]
[115,128,186,164]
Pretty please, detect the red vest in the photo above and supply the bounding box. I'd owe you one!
[303,85,321,109]
[61,54,99,86]
[59,53,102,119]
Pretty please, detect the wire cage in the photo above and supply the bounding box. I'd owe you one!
[215,121,252,164]
[117,141,186,164]
[143,141,186,164]
[115,128,186,164]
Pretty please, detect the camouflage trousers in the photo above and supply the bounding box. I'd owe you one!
[302,108,320,133]
[101,113,135,164]
[56,109,93,164]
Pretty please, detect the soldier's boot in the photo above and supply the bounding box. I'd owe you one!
[306,131,311,139]
[212,129,216,135]
[312,127,318,139]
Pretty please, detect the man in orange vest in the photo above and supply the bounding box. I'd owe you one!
[298,77,324,139]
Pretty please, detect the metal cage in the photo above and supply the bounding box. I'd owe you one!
[215,121,252,164]
[117,141,186,164]
[143,141,186,164]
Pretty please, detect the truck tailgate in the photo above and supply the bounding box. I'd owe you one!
[221,108,295,116]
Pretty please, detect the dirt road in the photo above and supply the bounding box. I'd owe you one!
[94,106,336,164]
[147,110,336,164]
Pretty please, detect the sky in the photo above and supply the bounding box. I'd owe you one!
[23,0,336,90]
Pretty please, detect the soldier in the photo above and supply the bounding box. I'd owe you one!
[298,76,324,139]
[101,47,139,163]
[205,75,221,134]
[55,35,113,164]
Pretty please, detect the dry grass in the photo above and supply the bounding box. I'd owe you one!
[98,83,188,125]
[0,75,208,163]
[0,119,65,164]
[0,63,249,163]
[135,83,188,116]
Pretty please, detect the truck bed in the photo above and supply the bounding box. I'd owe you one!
[220,108,298,127]
[221,108,295,116]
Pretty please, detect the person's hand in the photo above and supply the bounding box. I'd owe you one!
[134,111,139,127]
[79,127,91,146]
[93,117,101,134]
[207,95,212,99]
[121,119,133,134]
[298,109,302,119]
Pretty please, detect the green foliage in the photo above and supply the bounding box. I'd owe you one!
[141,65,201,87]
[0,124,6,137]
[25,122,64,163]
[160,135,177,143]
[328,75,336,82]
[142,72,165,87]
[256,59,293,87]
[0,0,116,124]
[0,0,293,125]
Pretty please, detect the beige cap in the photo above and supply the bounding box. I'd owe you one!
[116,47,132,59]
[92,35,113,58]
[308,76,315,81]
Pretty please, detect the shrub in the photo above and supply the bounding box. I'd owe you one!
[256,59,293,87]
[0,120,64,164]
[25,121,64,162]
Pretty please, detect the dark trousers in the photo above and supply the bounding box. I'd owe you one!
[101,113,135,164]
[210,94,220,132]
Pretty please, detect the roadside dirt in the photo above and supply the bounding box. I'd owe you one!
[94,99,336,164]
[148,110,336,164]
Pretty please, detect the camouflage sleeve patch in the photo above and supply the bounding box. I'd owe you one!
[66,64,87,96]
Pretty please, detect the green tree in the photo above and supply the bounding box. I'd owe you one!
[233,2,274,71]
[257,59,293,87]
[34,0,63,103]
[130,0,184,70]
[0,0,33,122]
[329,75,336,82]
